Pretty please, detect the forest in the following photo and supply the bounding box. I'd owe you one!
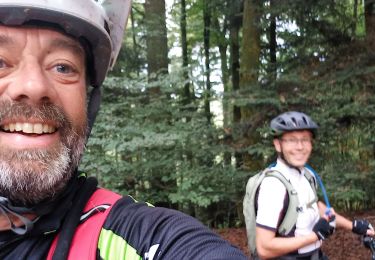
[80,0,375,229]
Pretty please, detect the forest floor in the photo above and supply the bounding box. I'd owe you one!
[216,210,375,260]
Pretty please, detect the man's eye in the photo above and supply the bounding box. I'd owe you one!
[55,64,75,74]
[0,59,8,69]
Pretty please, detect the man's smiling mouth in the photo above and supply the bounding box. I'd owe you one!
[1,122,56,134]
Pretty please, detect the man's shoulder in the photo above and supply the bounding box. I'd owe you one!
[257,173,289,204]
[269,161,293,176]
[259,165,290,188]
[106,195,205,226]
[85,188,122,209]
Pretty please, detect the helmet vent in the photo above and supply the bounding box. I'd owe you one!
[302,117,308,126]
[291,117,297,127]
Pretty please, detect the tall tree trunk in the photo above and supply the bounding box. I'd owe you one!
[352,0,358,37]
[212,3,231,164]
[179,0,195,216]
[269,0,277,81]
[143,0,171,208]
[365,0,375,50]
[229,0,242,168]
[145,0,169,88]
[130,6,140,77]
[181,0,191,103]
[364,1,375,158]
[203,0,212,123]
[212,12,229,101]
[239,0,262,172]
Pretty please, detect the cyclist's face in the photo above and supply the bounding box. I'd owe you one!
[273,130,313,168]
[0,25,87,204]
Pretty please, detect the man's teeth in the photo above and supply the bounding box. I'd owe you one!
[3,123,56,134]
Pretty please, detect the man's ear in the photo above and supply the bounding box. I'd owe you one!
[273,138,281,153]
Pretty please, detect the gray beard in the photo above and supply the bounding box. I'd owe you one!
[0,101,87,206]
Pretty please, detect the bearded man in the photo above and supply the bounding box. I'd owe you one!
[0,1,247,259]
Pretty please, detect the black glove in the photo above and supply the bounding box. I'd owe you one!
[313,218,332,240]
[352,219,371,235]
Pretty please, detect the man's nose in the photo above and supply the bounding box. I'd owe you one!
[6,60,56,105]
[296,140,304,149]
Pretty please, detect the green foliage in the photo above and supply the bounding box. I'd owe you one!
[80,72,249,225]
[81,0,375,227]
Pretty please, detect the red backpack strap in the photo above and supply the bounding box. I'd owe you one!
[47,188,122,260]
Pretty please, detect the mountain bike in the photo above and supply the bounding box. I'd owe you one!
[363,235,375,260]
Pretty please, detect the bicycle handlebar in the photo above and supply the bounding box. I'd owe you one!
[363,235,375,260]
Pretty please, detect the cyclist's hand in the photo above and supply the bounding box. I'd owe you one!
[323,208,336,234]
[352,219,374,236]
[367,228,375,236]
[313,218,332,240]
[328,215,336,234]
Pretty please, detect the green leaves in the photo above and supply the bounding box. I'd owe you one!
[80,73,247,219]
[80,0,375,228]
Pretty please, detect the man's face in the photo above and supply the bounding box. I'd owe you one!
[0,25,88,205]
[273,130,313,168]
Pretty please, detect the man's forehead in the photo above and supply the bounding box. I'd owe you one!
[0,24,85,56]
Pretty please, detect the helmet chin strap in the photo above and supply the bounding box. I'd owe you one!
[87,86,102,139]
[0,198,37,235]
[0,171,82,235]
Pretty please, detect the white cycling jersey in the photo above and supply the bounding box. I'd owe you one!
[256,158,321,254]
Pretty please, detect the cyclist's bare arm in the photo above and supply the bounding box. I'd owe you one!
[255,226,318,259]
[318,201,375,236]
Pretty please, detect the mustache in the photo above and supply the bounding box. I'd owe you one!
[0,100,70,130]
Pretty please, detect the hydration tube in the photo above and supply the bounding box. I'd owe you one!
[305,164,332,216]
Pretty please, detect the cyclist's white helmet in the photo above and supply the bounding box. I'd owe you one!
[0,0,131,87]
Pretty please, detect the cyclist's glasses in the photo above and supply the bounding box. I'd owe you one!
[280,138,312,146]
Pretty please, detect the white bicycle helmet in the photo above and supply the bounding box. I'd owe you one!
[0,0,131,87]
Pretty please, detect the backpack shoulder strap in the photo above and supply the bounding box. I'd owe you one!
[47,188,122,260]
[303,167,319,208]
[263,170,299,236]
[272,168,320,234]
[243,168,268,256]
[304,168,317,191]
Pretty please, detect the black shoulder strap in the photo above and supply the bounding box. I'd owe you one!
[52,177,98,260]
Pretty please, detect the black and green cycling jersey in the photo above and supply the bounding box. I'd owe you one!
[98,196,246,259]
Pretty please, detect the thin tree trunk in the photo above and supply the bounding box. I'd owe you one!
[181,0,191,103]
[229,0,242,168]
[212,11,231,164]
[130,6,139,77]
[352,0,358,36]
[269,0,277,81]
[203,0,212,123]
[179,0,195,216]
[365,0,375,50]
